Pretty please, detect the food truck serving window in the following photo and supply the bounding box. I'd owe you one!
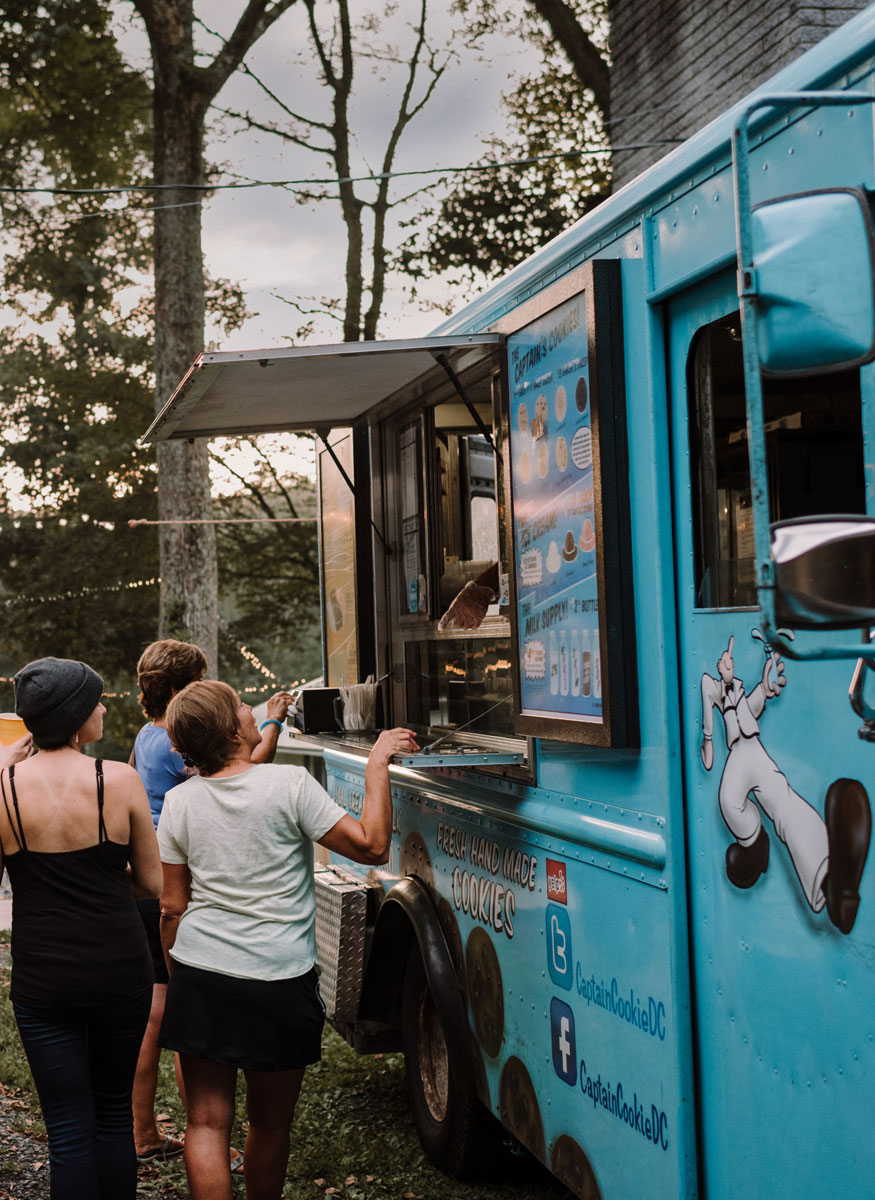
[385,370,519,750]
[689,312,865,609]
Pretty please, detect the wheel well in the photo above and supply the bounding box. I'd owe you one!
[359,876,473,1093]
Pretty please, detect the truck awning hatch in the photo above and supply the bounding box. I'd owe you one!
[140,333,502,442]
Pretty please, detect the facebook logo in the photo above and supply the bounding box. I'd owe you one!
[550,997,577,1086]
[545,903,573,990]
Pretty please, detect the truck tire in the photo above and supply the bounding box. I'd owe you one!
[402,948,494,1177]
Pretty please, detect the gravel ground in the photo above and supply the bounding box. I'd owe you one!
[0,1085,189,1200]
[0,1085,51,1200]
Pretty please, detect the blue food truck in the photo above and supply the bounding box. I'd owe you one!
[143,7,875,1197]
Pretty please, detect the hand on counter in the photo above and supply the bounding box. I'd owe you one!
[368,728,420,765]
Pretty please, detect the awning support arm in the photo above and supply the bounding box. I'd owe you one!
[433,353,502,464]
[317,431,392,556]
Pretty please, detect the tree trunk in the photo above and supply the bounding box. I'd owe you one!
[529,0,611,118]
[150,2,218,669]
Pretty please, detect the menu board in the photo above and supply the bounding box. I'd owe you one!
[318,431,359,687]
[508,292,603,725]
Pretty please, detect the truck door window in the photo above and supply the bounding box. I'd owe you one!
[689,312,864,608]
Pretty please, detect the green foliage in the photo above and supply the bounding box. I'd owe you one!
[215,464,323,695]
[0,2,320,753]
[0,0,159,758]
[397,0,610,293]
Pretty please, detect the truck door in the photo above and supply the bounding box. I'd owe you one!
[668,274,874,1200]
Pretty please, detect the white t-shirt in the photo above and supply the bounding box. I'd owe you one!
[157,763,345,981]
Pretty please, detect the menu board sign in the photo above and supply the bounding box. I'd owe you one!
[318,430,359,688]
[505,263,637,745]
[509,293,601,722]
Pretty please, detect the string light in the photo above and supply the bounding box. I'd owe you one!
[129,517,315,526]
[1,577,159,608]
[0,596,301,696]
[236,644,277,681]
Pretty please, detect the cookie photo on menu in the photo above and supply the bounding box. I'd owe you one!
[575,375,589,415]
[465,926,504,1059]
[579,518,596,553]
[537,440,549,478]
[556,436,568,473]
[520,450,531,484]
[535,393,548,428]
[518,403,529,435]
[555,384,567,422]
[499,1056,546,1163]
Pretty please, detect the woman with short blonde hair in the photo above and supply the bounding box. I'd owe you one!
[158,680,418,1200]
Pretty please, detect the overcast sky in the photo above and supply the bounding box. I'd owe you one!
[114,1,538,353]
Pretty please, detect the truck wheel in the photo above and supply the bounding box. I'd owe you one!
[402,949,493,1177]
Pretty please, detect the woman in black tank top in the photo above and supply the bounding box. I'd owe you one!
[1,658,162,1200]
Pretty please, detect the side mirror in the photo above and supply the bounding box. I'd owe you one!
[751,188,875,375]
[773,517,875,629]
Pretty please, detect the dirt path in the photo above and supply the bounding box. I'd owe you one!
[0,1087,50,1200]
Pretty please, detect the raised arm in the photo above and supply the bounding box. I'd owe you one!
[250,691,292,764]
[319,728,419,864]
[0,733,33,769]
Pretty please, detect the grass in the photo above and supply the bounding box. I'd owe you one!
[0,937,561,1200]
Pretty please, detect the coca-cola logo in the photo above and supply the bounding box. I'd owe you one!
[546,858,567,904]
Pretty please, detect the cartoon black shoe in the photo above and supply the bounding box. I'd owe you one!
[823,778,871,935]
[726,826,770,889]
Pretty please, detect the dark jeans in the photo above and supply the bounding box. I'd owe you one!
[13,989,152,1200]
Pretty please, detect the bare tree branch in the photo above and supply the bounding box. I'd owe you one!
[364,0,446,337]
[244,438,301,517]
[209,450,276,518]
[213,105,333,153]
[234,58,333,131]
[200,0,301,102]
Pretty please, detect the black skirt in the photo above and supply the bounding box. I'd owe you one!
[159,960,325,1071]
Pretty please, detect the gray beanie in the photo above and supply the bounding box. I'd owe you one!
[14,658,104,748]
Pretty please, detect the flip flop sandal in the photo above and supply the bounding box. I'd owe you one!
[137,1136,185,1162]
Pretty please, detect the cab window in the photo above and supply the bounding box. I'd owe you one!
[689,311,864,608]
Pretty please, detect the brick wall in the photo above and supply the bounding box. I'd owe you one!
[608,0,867,187]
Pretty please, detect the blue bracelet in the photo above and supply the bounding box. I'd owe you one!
[259,718,283,733]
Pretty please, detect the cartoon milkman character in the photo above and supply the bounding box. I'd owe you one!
[701,634,871,934]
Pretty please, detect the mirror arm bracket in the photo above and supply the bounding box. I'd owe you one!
[732,89,875,662]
